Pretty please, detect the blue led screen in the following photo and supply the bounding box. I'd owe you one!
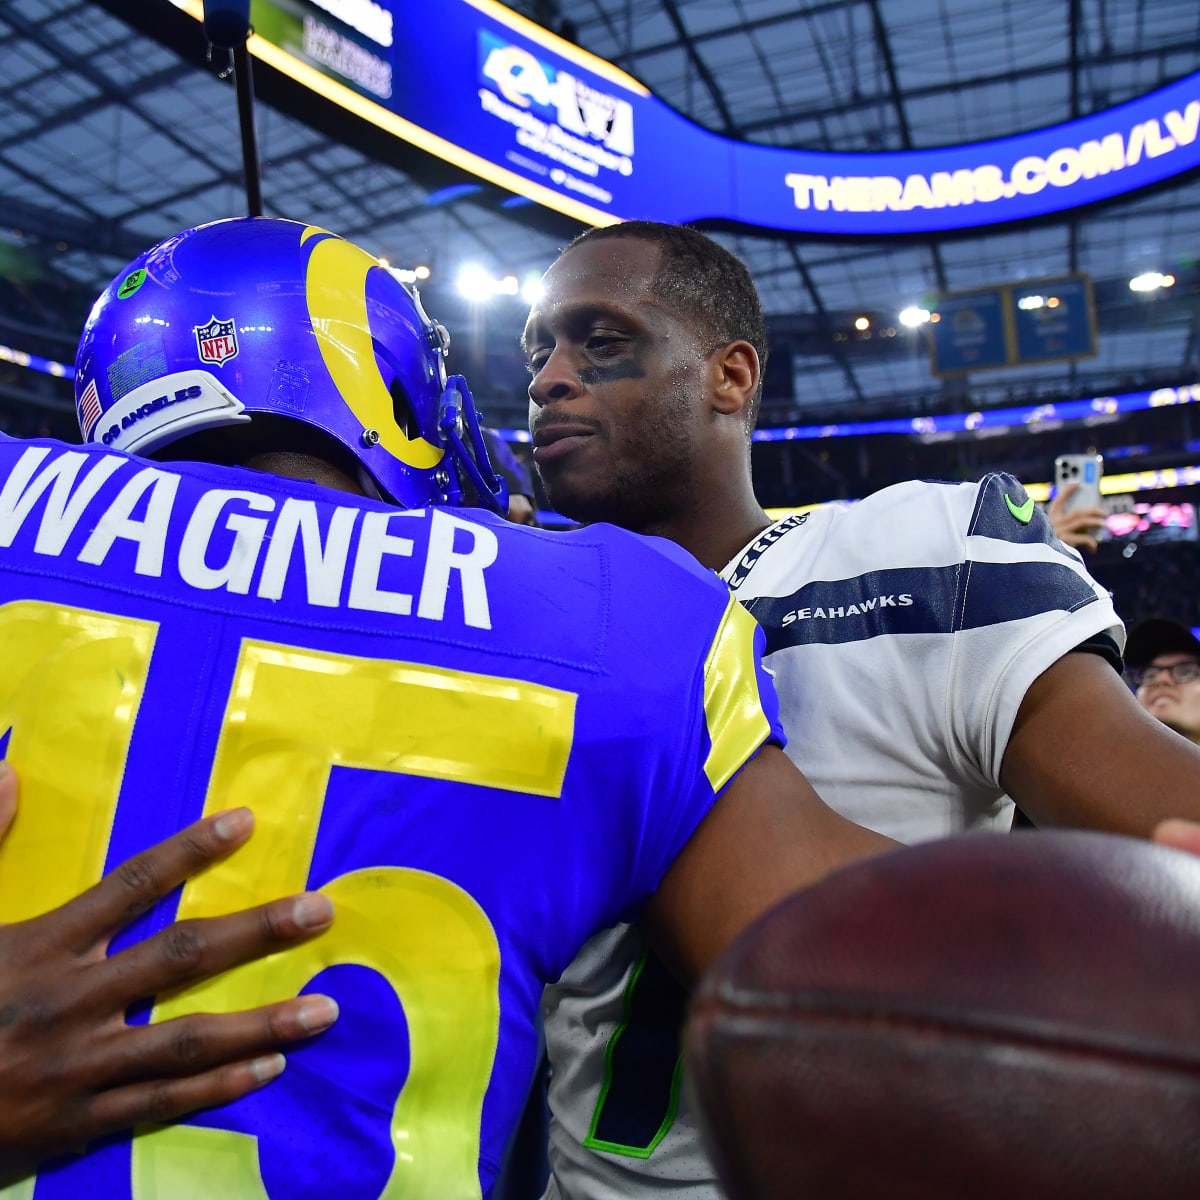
[931,290,1010,374]
[238,0,1200,236]
[1011,276,1098,364]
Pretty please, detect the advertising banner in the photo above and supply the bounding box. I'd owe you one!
[170,0,1200,234]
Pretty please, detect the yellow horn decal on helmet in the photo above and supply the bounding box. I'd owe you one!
[304,229,442,470]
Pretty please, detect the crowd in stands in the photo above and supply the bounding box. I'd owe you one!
[1095,541,1200,634]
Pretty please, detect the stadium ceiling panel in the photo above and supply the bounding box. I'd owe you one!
[1,0,1198,429]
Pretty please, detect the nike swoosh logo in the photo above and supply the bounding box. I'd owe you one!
[1005,494,1035,524]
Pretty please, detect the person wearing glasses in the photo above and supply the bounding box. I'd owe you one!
[1126,617,1200,747]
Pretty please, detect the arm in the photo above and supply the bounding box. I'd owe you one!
[0,762,338,1180]
[1046,482,1107,553]
[1000,650,1200,834]
[643,743,896,984]
[646,707,1200,982]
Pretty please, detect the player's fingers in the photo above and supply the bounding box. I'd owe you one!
[77,1051,290,1149]
[53,810,258,950]
[1153,818,1200,857]
[74,994,339,1091]
[0,760,16,843]
[94,892,334,1002]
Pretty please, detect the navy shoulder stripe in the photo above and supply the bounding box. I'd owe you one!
[743,565,960,653]
[969,473,1060,549]
[957,559,1099,633]
[744,555,1101,654]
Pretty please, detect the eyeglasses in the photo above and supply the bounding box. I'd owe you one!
[1129,662,1200,688]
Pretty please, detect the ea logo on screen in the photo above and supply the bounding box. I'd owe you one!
[481,41,634,157]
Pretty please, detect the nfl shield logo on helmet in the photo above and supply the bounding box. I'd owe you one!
[194,316,239,366]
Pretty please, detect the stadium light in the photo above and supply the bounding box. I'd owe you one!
[1129,271,1176,292]
[457,265,537,300]
[854,316,870,331]
[522,274,543,304]
[899,306,931,327]
[456,265,498,301]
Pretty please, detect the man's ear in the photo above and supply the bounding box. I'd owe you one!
[711,340,759,417]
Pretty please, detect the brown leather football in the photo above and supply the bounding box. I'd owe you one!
[685,830,1200,1199]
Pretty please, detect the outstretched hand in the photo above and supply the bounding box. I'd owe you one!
[1046,481,1107,553]
[0,761,338,1181]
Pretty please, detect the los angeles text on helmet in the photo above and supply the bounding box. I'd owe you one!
[785,100,1198,213]
[0,446,497,630]
[99,385,203,447]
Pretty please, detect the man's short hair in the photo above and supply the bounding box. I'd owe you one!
[565,221,769,426]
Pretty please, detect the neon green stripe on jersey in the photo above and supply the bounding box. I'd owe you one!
[701,593,771,792]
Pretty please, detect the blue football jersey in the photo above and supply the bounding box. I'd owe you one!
[0,434,783,1200]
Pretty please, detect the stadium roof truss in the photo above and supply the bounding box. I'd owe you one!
[1,0,1199,428]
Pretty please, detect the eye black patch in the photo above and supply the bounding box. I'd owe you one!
[578,360,646,386]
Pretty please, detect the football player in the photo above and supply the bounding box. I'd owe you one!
[522,219,1200,1200]
[0,216,892,1194]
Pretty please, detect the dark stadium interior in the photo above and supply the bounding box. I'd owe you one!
[4,0,1200,624]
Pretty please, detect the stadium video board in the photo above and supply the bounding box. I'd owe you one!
[931,276,1097,377]
[1104,501,1199,548]
[169,0,1200,235]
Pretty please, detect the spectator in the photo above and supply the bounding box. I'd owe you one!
[1125,617,1200,746]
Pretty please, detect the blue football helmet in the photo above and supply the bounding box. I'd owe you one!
[74,216,507,513]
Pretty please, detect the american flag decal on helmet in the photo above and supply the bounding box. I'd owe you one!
[78,378,102,440]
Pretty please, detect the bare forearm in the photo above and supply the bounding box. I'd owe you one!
[1002,651,1200,835]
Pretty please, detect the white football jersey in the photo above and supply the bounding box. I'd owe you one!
[541,474,1124,1200]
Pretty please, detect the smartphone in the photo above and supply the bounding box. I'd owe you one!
[1054,453,1104,513]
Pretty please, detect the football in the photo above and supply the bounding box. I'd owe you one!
[685,830,1200,1199]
